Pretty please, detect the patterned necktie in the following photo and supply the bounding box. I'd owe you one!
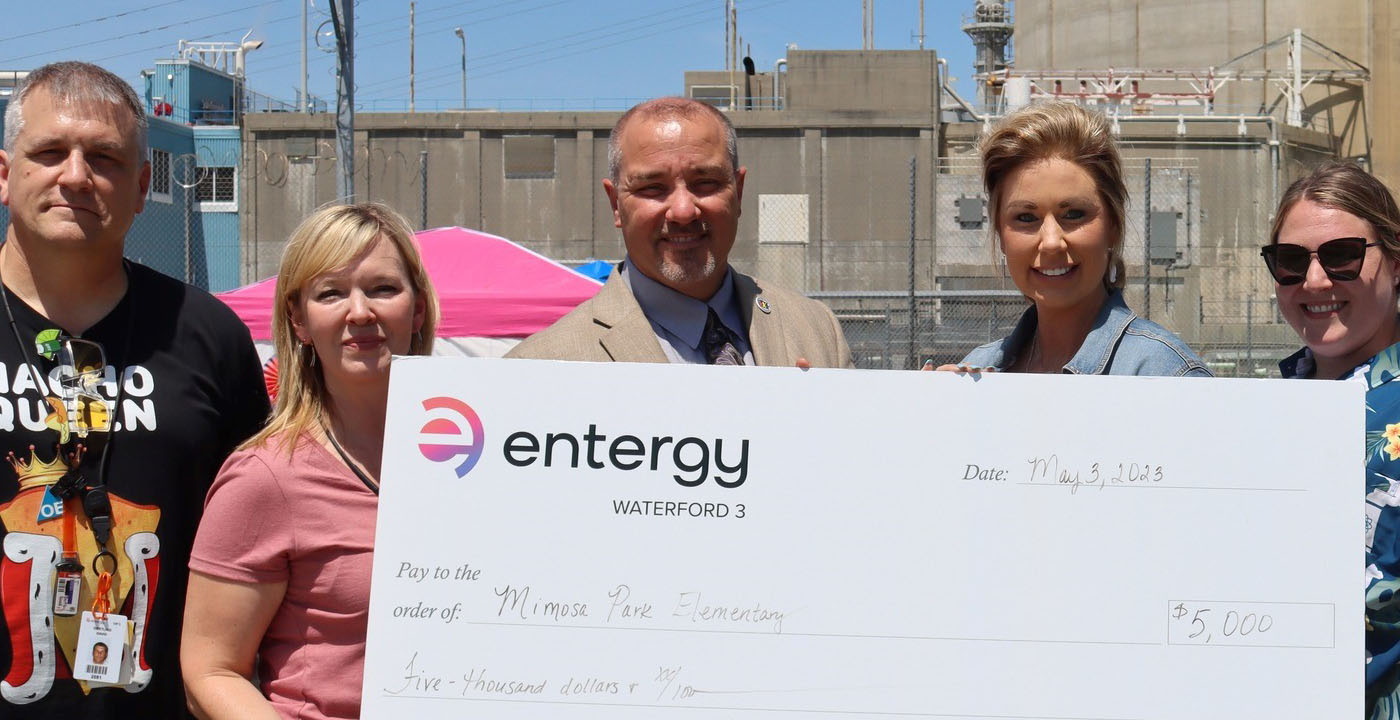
[702,308,745,366]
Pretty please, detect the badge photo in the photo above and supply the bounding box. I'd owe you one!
[73,611,132,685]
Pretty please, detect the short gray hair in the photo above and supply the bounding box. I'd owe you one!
[607,97,738,184]
[4,61,148,159]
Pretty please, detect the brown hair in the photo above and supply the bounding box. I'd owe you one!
[1270,161,1400,264]
[242,202,440,453]
[979,102,1129,290]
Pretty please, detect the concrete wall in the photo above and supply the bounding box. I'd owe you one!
[682,49,938,114]
[785,50,939,114]
[684,71,778,109]
[240,107,941,291]
[242,51,945,288]
[241,112,623,282]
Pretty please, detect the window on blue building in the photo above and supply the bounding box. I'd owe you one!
[150,149,172,203]
[195,166,236,211]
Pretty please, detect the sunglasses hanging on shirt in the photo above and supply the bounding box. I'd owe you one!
[3,285,126,620]
[52,337,114,439]
[1260,236,1379,285]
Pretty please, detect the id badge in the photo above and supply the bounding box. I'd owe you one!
[73,611,130,685]
[53,556,82,617]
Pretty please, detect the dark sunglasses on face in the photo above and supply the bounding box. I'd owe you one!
[1260,236,1380,285]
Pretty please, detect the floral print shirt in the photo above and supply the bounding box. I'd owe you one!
[1281,341,1400,718]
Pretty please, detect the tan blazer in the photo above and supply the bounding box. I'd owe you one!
[507,268,853,368]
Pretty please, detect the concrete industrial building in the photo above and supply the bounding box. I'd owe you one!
[1013,0,1397,184]
[238,1,1389,372]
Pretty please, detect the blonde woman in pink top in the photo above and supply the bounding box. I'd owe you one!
[182,203,440,720]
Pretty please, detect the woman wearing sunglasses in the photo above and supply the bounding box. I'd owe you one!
[181,203,440,720]
[1264,162,1400,718]
[955,102,1210,376]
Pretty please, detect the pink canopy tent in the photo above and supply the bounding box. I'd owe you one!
[216,226,604,360]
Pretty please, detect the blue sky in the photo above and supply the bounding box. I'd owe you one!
[0,1,979,111]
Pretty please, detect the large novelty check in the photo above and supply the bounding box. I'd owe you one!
[362,357,1361,719]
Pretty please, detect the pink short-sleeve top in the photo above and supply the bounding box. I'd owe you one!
[189,433,377,720]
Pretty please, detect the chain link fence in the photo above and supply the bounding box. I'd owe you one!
[812,289,1026,370]
[122,149,244,292]
[0,147,244,293]
[767,151,1296,374]
[778,153,1033,371]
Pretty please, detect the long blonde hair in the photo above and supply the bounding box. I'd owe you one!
[243,203,440,453]
[979,101,1129,291]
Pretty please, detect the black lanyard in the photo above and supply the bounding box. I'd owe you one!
[322,421,380,496]
[1,271,133,554]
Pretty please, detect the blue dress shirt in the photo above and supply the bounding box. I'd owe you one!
[622,260,755,365]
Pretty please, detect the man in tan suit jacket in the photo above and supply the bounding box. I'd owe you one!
[510,264,851,365]
[508,97,852,368]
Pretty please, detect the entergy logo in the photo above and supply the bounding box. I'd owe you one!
[418,397,485,477]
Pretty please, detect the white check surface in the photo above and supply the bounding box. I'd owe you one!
[363,357,1361,719]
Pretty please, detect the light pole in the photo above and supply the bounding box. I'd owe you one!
[454,27,466,110]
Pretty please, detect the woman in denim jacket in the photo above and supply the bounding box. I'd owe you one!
[1264,162,1400,719]
[954,102,1209,377]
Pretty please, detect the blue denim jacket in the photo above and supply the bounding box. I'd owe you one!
[960,290,1212,377]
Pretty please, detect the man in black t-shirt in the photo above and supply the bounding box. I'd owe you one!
[0,62,268,719]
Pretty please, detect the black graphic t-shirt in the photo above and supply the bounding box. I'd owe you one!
[0,261,270,719]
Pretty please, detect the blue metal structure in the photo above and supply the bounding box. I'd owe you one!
[0,57,253,292]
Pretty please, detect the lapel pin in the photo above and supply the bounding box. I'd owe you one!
[755,297,771,314]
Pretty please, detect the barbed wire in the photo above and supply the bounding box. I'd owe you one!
[256,148,287,187]
[171,153,208,190]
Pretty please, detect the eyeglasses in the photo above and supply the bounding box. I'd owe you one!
[1260,237,1379,285]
